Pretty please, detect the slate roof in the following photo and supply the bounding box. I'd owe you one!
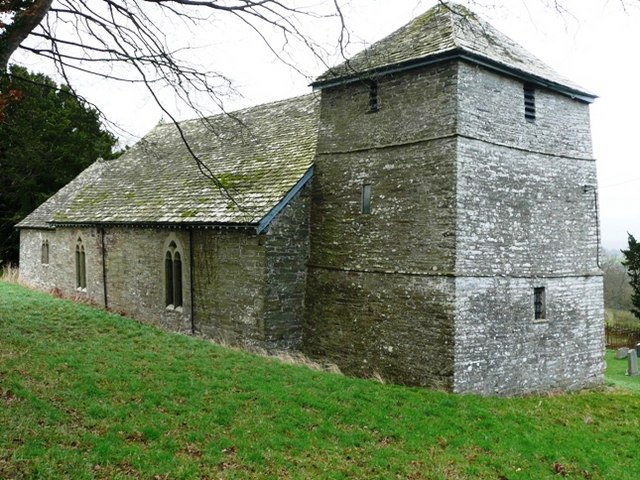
[313,3,594,102]
[18,4,594,232]
[17,94,319,230]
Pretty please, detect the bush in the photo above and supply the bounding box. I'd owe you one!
[605,308,640,328]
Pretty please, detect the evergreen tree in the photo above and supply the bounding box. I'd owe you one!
[621,233,640,320]
[0,65,118,265]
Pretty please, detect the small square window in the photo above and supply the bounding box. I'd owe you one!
[533,287,546,320]
[361,184,372,214]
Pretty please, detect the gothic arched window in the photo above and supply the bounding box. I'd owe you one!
[165,241,183,308]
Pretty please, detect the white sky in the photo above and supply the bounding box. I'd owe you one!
[14,0,640,251]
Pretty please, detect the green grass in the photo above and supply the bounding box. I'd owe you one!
[605,349,640,393]
[1,281,639,479]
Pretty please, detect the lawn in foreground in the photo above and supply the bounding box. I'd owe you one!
[1,281,639,479]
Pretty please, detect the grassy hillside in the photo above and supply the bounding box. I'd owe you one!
[1,280,639,479]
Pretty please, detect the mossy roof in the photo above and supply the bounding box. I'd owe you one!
[313,3,593,101]
[18,94,318,229]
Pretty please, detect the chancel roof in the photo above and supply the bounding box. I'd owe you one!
[313,3,594,102]
[18,94,318,231]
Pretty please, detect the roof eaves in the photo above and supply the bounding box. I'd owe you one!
[255,165,314,234]
[310,50,462,89]
[458,52,597,103]
[15,224,56,230]
[48,220,258,231]
[311,48,596,103]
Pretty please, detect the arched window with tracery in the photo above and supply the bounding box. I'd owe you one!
[165,240,183,308]
[75,238,86,289]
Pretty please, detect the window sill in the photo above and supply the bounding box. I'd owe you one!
[533,318,549,324]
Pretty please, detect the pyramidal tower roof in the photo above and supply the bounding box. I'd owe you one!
[313,3,594,102]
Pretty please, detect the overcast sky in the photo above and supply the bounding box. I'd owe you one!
[14,0,640,251]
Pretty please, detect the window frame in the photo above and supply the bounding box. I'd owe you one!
[361,183,372,215]
[533,286,546,321]
[75,237,86,290]
[164,239,184,309]
[367,80,379,113]
[41,239,49,265]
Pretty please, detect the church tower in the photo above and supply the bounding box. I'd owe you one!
[304,3,604,395]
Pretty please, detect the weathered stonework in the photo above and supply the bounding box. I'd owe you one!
[191,183,311,350]
[453,64,604,394]
[17,3,605,395]
[19,186,311,352]
[305,270,455,389]
[454,276,604,395]
[263,183,311,349]
[303,64,460,386]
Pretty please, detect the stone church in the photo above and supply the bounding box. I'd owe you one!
[18,3,605,395]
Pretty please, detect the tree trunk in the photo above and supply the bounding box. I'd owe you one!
[0,0,53,73]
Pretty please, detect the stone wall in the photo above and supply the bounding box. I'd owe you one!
[191,186,310,350]
[454,276,605,395]
[263,183,311,349]
[19,188,311,352]
[19,227,106,305]
[457,61,593,159]
[455,138,600,277]
[191,229,266,347]
[101,227,192,333]
[305,270,455,389]
[305,63,460,386]
[19,228,58,291]
[454,63,604,394]
[316,62,458,154]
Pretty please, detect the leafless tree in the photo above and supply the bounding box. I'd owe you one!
[0,0,348,194]
[1,0,637,194]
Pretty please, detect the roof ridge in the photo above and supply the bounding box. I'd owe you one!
[18,92,320,229]
[312,2,593,100]
[156,92,318,132]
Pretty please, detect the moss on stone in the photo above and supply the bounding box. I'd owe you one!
[180,209,199,218]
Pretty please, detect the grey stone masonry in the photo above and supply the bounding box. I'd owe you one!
[304,63,460,386]
[453,62,604,394]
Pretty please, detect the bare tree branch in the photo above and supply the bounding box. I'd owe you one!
[0,0,349,208]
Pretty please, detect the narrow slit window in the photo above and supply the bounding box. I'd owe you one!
[41,240,49,265]
[165,251,174,307]
[173,251,183,308]
[368,81,379,112]
[524,85,536,122]
[534,287,546,320]
[75,238,86,289]
[361,184,372,214]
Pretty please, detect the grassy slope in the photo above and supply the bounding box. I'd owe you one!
[1,281,639,479]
